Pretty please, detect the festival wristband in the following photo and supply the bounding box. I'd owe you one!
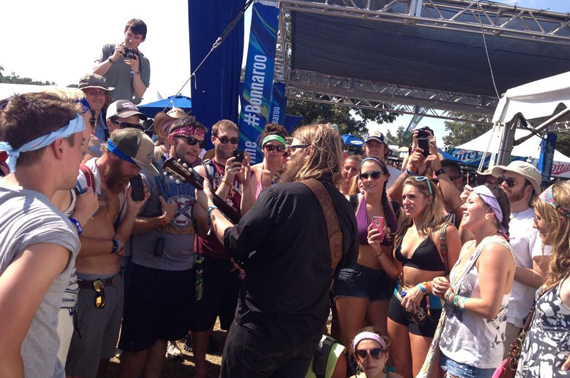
[207,205,219,225]
[111,239,122,254]
[459,296,467,311]
[405,168,416,175]
[68,217,83,236]
[418,283,427,294]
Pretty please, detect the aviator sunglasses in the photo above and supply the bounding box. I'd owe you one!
[355,348,385,360]
[498,176,516,188]
[175,135,207,149]
[359,171,383,180]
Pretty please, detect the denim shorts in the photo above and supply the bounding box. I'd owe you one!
[440,352,496,378]
[333,264,393,301]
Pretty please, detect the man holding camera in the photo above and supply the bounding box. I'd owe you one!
[93,19,150,104]
[65,129,156,378]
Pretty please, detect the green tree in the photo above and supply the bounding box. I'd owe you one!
[285,99,398,138]
[386,125,411,147]
[443,115,492,150]
[0,67,55,86]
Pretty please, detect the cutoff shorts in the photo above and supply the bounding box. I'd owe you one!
[333,264,393,301]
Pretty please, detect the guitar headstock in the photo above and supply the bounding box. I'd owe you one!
[162,159,203,189]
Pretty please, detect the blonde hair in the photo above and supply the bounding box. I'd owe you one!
[42,87,86,103]
[396,176,446,239]
[212,119,238,137]
[292,124,343,187]
[533,182,570,289]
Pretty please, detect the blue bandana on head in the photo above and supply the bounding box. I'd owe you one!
[106,140,136,165]
[0,114,85,173]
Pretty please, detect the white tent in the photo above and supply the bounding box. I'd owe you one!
[0,83,57,99]
[454,127,570,178]
[492,71,570,124]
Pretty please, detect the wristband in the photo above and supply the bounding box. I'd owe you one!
[68,217,82,236]
[445,290,454,304]
[207,205,219,224]
[453,294,460,308]
[221,179,232,187]
[435,168,446,177]
[418,283,427,294]
[132,70,140,76]
[373,249,383,258]
[111,239,122,254]
[459,296,467,311]
[405,168,416,175]
[160,216,169,226]
[108,57,116,64]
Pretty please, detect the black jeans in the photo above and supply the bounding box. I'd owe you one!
[220,321,320,378]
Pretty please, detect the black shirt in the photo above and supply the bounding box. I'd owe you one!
[224,181,358,344]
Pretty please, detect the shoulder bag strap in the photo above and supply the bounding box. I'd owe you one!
[79,164,96,191]
[301,179,343,273]
[439,223,450,275]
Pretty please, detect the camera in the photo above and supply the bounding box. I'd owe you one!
[123,47,139,60]
[417,127,434,139]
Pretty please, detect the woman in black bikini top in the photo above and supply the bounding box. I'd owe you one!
[387,176,462,378]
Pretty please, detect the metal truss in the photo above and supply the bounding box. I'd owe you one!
[279,0,570,45]
[287,69,496,123]
[275,0,570,123]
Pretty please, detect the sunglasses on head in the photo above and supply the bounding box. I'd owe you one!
[355,348,385,360]
[175,135,207,149]
[217,136,239,144]
[359,171,383,180]
[498,176,516,188]
[264,144,285,152]
[412,176,434,196]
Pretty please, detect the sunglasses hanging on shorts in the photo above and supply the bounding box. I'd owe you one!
[355,348,385,360]
[359,171,383,180]
[175,135,207,149]
[93,280,106,309]
[264,144,285,152]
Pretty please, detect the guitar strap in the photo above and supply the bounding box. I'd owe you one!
[300,179,343,275]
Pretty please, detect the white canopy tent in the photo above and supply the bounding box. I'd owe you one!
[455,127,570,178]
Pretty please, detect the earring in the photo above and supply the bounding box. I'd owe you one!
[485,214,489,220]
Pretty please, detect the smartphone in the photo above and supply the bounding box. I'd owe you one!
[418,138,430,158]
[232,149,244,163]
[372,216,385,242]
[130,175,145,201]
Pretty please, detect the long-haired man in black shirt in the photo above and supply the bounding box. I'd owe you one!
[196,123,359,377]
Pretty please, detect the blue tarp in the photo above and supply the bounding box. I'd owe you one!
[138,95,192,119]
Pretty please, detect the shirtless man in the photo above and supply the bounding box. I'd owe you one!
[66,128,158,378]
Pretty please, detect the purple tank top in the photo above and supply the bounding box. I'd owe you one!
[356,194,397,246]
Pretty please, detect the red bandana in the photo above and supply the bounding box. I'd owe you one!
[170,126,205,139]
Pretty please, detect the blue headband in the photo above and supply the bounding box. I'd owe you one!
[107,140,136,165]
[0,114,85,173]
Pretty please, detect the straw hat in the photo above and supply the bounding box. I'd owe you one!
[153,108,188,140]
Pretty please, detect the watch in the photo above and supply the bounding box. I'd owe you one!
[108,57,116,64]
[435,168,446,177]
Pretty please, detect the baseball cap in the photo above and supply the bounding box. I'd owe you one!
[106,100,147,121]
[78,74,115,91]
[110,128,159,177]
[491,161,541,194]
[366,130,387,145]
[153,107,188,140]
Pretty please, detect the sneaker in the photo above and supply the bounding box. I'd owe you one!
[165,341,182,360]
[183,334,192,352]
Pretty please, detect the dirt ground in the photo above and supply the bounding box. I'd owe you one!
[107,320,225,378]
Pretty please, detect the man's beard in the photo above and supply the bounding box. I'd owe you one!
[276,153,305,183]
[102,162,131,194]
[508,186,526,204]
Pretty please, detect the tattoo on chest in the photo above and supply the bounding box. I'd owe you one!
[95,189,109,216]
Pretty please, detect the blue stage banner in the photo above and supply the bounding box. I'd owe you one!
[269,82,287,126]
[239,1,279,164]
[538,132,557,186]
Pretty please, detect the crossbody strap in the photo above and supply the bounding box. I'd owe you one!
[79,164,96,191]
[301,179,343,273]
[439,223,450,275]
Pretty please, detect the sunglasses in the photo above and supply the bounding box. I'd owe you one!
[498,176,516,188]
[359,171,383,180]
[355,348,385,360]
[413,176,434,196]
[176,135,207,149]
[85,90,107,96]
[93,280,106,309]
[288,144,309,151]
[264,144,285,152]
[113,119,142,130]
[217,136,239,144]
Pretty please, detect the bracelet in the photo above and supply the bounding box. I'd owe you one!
[405,168,416,175]
[434,168,446,176]
[132,70,140,76]
[111,239,122,254]
[373,249,383,258]
[418,283,427,294]
[221,179,232,187]
[108,57,116,64]
[207,205,219,224]
[159,216,169,226]
[445,290,455,304]
[459,296,467,311]
[68,217,82,236]
[453,294,460,308]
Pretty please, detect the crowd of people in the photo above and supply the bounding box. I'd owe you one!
[0,17,570,378]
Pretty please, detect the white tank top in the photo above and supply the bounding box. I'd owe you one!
[439,235,514,369]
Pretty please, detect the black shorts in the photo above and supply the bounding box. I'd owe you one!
[387,295,442,337]
[119,263,194,351]
[333,264,393,301]
[189,255,242,332]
